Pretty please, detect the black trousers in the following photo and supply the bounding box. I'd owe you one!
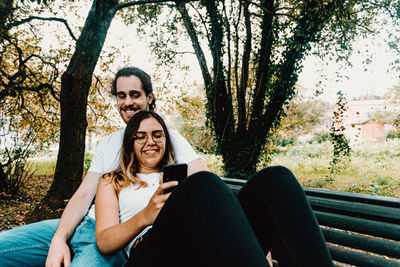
[125,166,333,267]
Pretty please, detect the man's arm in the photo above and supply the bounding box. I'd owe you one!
[46,171,102,267]
[187,158,210,176]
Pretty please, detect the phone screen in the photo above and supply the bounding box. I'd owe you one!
[163,163,188,193]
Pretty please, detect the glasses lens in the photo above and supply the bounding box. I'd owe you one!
[134,133,147,144]
[153,132,165,143]
[135,132,165,144]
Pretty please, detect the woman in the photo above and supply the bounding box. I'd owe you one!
[95,110,333,267]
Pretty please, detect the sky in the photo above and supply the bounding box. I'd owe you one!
[104,16,399,106]
[299,37,399,103]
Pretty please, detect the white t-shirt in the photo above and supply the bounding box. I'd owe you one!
[87,128,199,219]
[117,172,162,255]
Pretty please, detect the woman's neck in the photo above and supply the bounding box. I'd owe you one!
[138,166,161,174]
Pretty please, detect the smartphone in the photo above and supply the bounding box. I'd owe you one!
[163,163,188,194]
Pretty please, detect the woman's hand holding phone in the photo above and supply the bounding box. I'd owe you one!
[141,164,188,225]
[162,163,188,194]
[141,181,178,226]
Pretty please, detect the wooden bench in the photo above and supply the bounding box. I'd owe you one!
[222,177,400,267]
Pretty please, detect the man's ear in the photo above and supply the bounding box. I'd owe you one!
[147,93,154,104]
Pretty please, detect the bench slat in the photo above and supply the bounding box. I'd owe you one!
[304,187,400,209]
[328,244,400,267]
[322,228,400,259]
[308,195,400,223]
[315,210,400,241]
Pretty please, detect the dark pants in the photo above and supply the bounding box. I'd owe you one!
[126,166,333,267]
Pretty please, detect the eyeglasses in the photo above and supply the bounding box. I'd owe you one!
[134,131,165,144]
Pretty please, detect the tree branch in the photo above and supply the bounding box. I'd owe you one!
[175,1,212,88]
[261,0,343,141]
[116,0,199,11]
[189,1,211,44]
[222,1,232,98]
[11,16,77,41]
[238,0,251,133]
[249,0,275,131]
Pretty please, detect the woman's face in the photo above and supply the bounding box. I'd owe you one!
[134,117,166,174]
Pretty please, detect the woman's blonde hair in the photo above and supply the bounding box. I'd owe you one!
[103,111,175,194]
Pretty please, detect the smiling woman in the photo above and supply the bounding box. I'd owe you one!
[92,110,333,267]
[95,110,175,254]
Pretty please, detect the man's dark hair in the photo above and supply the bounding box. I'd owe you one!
[112,67,156,110]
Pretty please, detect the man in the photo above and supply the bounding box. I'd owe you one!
[0,67,209,267]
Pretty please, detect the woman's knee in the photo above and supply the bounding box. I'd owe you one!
[245,166,301,194]
[183,171,224,189]
[173,171,232,201]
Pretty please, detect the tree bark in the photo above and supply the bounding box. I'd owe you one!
[27,0,119,222]
[0,0,14,41]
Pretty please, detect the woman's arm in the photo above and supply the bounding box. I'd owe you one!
[187,158,210,176]
[95,178,144,254]
[95,178,178,254]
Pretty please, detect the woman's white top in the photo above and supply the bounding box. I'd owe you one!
[119,172,162,255]
[90,172,162,255]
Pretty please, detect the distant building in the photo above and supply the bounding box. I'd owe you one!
[316,99,400,144]
[348,119,385,144]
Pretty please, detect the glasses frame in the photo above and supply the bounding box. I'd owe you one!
[134,131,165,145]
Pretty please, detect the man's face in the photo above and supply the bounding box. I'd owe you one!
[116,75,154,124]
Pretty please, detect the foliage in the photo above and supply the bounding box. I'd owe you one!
[309,132,332,144]
[123,0,400,179]
[155,71,218,154]
[0,118,36,196]
[387,130,400,140]
[327,91,351,182]
[269,140,400,197]
[383,83,400,100]
[0,1,120,151]
[279,97,330,136]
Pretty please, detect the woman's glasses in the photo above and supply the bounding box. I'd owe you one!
[134,131,165,144]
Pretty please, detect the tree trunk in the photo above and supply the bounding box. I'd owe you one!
[27,0,119,222]
[0,165,9,193]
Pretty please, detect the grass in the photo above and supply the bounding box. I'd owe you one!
[202,139,400,198]
[31,160,57,176]
[1,139,399,231]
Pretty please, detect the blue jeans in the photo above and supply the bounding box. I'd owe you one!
[0,215,127,267]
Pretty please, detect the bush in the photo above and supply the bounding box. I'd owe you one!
[271,136,296,147]
[0,128,36,196]
[309,132,331,144]
[0,145,36,196]
[386,130,400,140]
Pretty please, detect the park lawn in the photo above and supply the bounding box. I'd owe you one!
[1,139,399,231]
[202,139,400,198]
